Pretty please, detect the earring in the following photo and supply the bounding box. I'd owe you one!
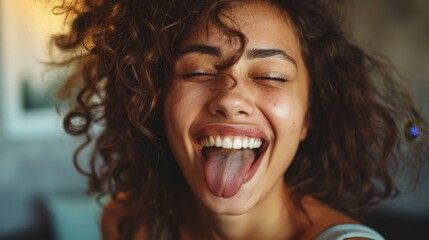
[404,120,423,142]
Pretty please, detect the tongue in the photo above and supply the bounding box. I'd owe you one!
[204,148,255,198]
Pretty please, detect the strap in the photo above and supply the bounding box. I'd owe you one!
[314,224,385,240]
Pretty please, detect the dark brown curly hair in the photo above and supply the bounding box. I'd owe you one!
[51,0,427,238]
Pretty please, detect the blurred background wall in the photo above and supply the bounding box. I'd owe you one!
[0,1,100,239]
[349,0,429,215]
[0,0,427,239]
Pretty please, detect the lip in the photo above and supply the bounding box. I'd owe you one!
[194,123,270,191]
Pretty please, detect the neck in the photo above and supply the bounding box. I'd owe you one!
[190,181,307,240]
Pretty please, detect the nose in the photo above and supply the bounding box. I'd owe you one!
[208,78,254,119]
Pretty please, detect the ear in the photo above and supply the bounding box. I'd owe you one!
[299,112,310,141]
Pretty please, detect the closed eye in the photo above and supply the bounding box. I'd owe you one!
[182,71,218,79]
[253,73,288,82]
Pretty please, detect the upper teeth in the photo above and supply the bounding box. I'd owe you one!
[201,136,263,149]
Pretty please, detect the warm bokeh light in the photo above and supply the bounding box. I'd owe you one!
[0,0,69,140]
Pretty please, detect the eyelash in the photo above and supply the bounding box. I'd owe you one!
[254,76,288,82]
[182,72,217,78]
[182,71,288,82]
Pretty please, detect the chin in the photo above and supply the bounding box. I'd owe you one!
[197,181,263,216]
[204,198,256,216]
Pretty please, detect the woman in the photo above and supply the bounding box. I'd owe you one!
[53,0,426,239]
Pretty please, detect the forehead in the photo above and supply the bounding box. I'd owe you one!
[224,1,291,33]
[179,1,306,71]
[179,1,302,60]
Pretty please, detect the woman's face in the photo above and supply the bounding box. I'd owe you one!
[164,2,309,214]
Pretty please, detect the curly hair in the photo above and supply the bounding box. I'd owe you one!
[51,0,427,238]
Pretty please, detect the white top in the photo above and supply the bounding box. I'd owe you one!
[314,224,385,240]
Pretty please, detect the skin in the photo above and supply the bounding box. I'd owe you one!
[164,0,308,214]
[162,2,359,239]
[102,2,361,240]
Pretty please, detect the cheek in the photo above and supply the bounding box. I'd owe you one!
[263,96,307,175]
[164,85,189,140]
[163,83,207,184]
[262,93,307,136]
[163,87,191,170]
[163,82,205,158]
[164,81,209,123]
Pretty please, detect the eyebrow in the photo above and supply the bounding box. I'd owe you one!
[177,44,297,66]
[246,48,297,66]
[176,44,221,58]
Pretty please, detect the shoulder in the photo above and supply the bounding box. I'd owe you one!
[298,197,383,240]
[101,193,148,240]
[101,198,122,240]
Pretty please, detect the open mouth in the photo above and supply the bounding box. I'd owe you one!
[198,135,268,198]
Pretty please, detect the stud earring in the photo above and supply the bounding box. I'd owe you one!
[404,120,423,142]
